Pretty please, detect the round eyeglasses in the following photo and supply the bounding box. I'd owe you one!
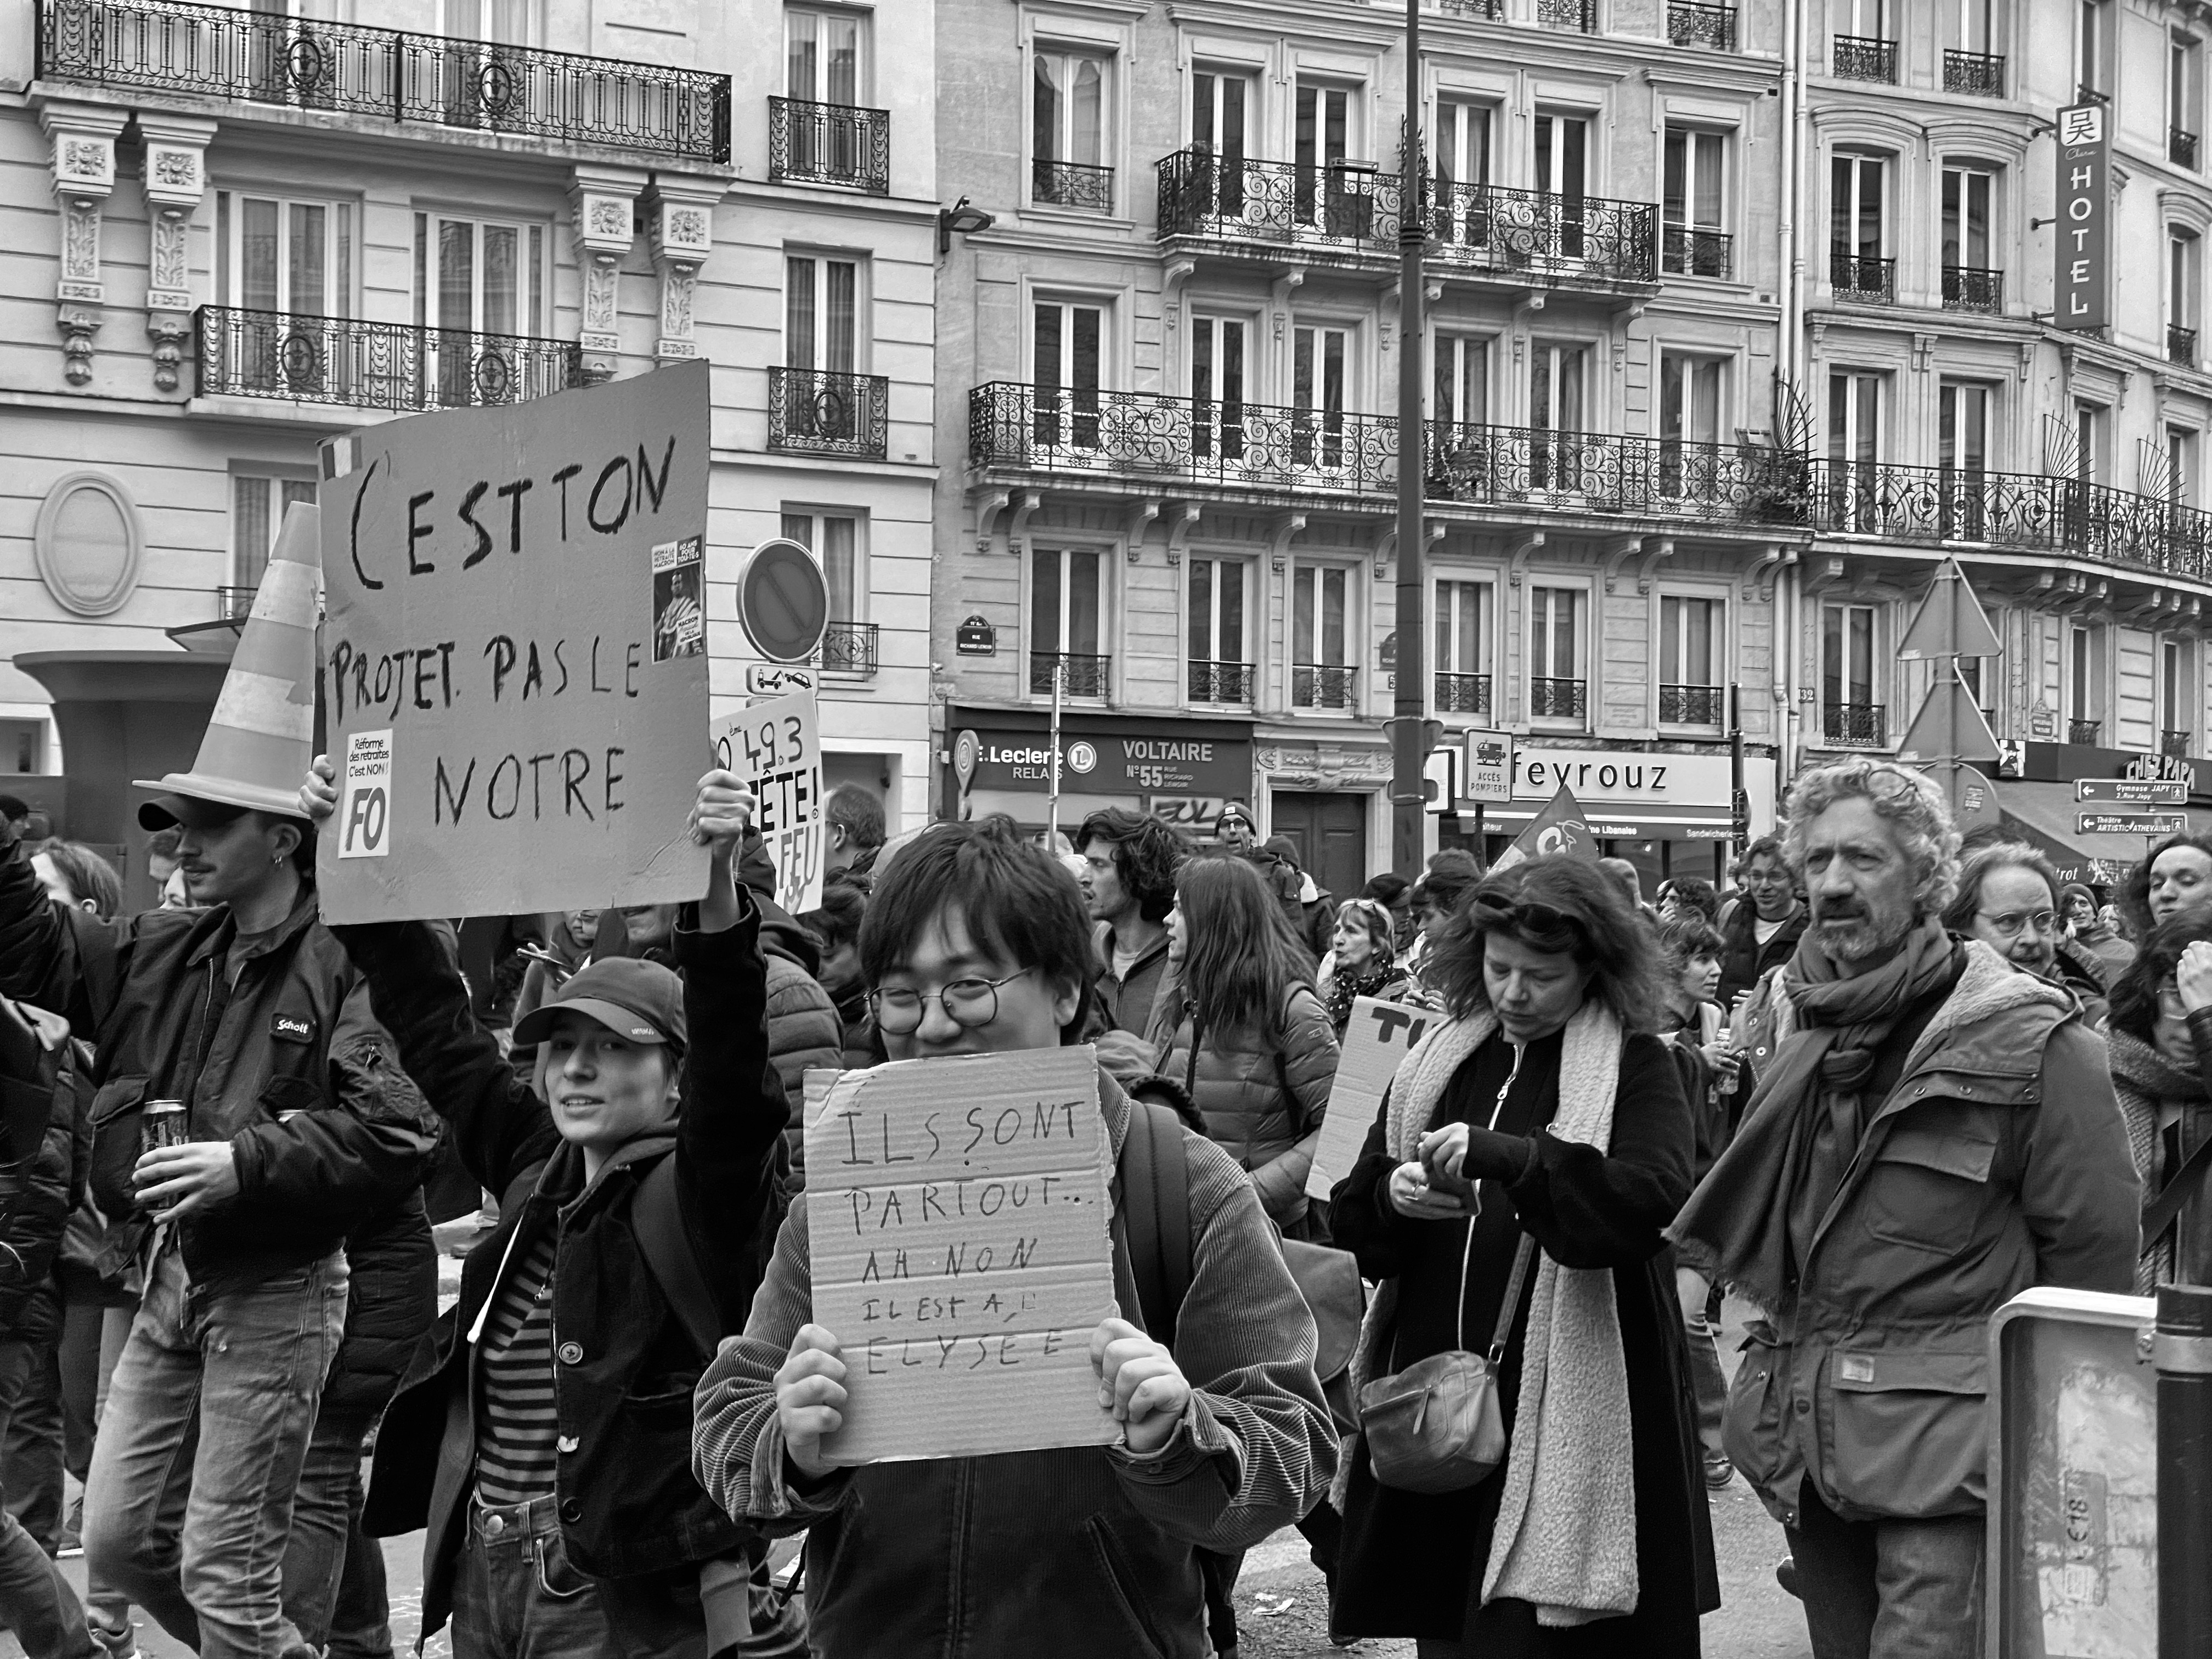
[868,968,1035,1035]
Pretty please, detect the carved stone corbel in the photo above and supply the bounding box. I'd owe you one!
[1599,533,1646,594]
[646,177,721,363]
[1267,509,1307,574]
[1164,501,1202,566]
[973,488,1012,555]
[1007,490,1043,561]
[1123,498,1160,563]
[42,103,127,387]
[1635,537,1675,595]
[1506,530,1547,588]
[138,113,215,394]
[568,165,648,382]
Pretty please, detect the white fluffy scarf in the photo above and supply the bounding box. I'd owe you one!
[1342,1001,1639,1627]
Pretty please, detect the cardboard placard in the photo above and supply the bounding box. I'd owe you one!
[712,688,824,918]
[315,362,712,922]
[1306,996,1436,1201]
[802,1046,1120,1466]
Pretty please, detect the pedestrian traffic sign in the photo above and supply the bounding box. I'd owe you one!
[1894,668,2000,766]
[2076,779,2189,805]
[1896,557,2002,661]
[2076,812,2187,837]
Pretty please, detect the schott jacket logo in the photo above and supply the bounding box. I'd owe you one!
[271,1014,315,1042]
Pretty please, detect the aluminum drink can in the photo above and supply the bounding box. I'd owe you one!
[142,1100,189,1155]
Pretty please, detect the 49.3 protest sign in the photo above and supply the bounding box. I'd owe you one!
[712,687,825,918]
[316,361,712,922]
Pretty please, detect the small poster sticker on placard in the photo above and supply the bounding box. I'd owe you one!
[651,536,704,662]
[1307,997,1436,1201]
[337,730,394,860]
[712,687,825,917]
[802,1046,1120,1466]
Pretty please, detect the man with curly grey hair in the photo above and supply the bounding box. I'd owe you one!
[1672,757,2137,1659]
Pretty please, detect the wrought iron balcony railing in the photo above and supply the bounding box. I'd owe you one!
[2068,718,2102,746]
[1437,0,1505,15]
[1825,704,1886,746]
[769,95,889,193]
[36,0,729,160]
[1156,149,1394,251]
[1032,159,1114,212]
[1944,50,2005,97]
[1663,225,1732,279]
[1537,0,1594,31]
[2175,127,2201,170]
[1668,2,1736,49]
[1291,665,1358,710]
[196,306,582,412]
[1832,35,1897,82]
[2172,324,2199,368]
[1030,652,1110,697]
[1530,678,1588,720]
[1436,672,1492,715]
[817,621,877,677]
[1429,180,1657,284]
[1426,422,1812,527]
[1187,661,1256,705]
[1660,683,1725,725]
[2164,729,2192,759]
[1943,266,2003,313]
[1830,248,1896,303]
[216,584,256,620]
[768,367,888,460]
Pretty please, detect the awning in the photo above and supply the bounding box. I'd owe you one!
[1471,800,1737,841]
[1994,780,2165,888]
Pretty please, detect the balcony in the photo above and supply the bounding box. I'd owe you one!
[1429,182,1657,285]
[2068,718,2102,746]
[817,621,877,678]
[1832,35,1898,83]
[1030,652,1111,698]
[1188,661,1256,704]
[1436,672,1492,716]
[1291,665,1358,711]
[216,584,256,620]
[1660,684,1725,725]
[2164,729,2192,759]
[1830,248,1896,304]
[1530,678,1588,720]
[1944,50,2005,97]
[2175,127,2202,170]
[1437,0,1505,15]
[1032,159,1114,212]
[35,0,729,160]
[769,96,888,194]
[195,306,582,412]
[1943,266,2003,314]
[1668,2,1736,49]
[1662,225,1732,280]
[1825,704,1886,747]
[2172,324,2198,369]
[768,367,889,460]
[1537,0,1594,32]
[1156,150,1393,254]
[1425,422,1810,528]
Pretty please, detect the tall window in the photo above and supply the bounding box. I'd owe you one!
[443,0,527,42]
[2069,624,2097,724]
[1032,299,1103,449]
[2171,232,2199,351]
[1940,381,1991,537]
[2173,35,2200,141]
[1662,128,1726,276]
[1433,99,1491,251]
[1291,324,1348,471]
[232,473,318,590]
[413,212,544,404]
[1190,314,1246,461]
[218,193,352,316]
[1434,579,1492,714]
[1292,563,1353,708]
[1192,67,1252,216]
[1950,0,1992,52]
[2076,403,2106,484]
[787,7,861,103]
[1830,153,1886,292]
[1843,0,1888,33]
[1432,335,1489,430]
[1031,548,1104,695]
[1034,48,1108,207]
[1822,603,1877,719]
[1187,557,1250,703]
[781,510,859,624]
[1942,167,1993,272]
[1661,595,1719,724]
[786,254,857,374]
[1828,370,1882,528]
[1294,80,1355,231]
[2163,637,2191,739]
[1531,342,1588,490]
[1659,354,1722,497]
[1534,111,1587,198]
[2170,426,2198,506]
[1528,586,1582,720]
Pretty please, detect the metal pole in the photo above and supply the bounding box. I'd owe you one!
[1729,682,1746,867]
[1047,658,1064,853]
[2157,1282,2212,1659]
[1388,0,1428,879]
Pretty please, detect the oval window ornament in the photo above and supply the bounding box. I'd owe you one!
[34,472,143,618]
[736,537,830,664]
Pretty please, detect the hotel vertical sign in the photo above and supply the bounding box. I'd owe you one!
[2056,102,2111,332]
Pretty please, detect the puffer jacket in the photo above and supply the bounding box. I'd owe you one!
[1717,900,1807,1008]
[1155,984,1339,1224]
[0,836,437,1293]
[0,1001,87,1333]
[317,1190,437,1423]
[1724,943,2138,1530]
[751,895,842,1187]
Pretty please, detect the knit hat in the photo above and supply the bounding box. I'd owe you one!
[136,501,320,828]
[2061,882,2097,911]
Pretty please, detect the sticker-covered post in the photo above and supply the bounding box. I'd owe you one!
[315,360,713,922]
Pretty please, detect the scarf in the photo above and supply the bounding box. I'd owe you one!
[2108,1028,2203,1293]
[1342,1001,1638,1627]
[1668,917,1959,1313]
[1323,958,1399,1036]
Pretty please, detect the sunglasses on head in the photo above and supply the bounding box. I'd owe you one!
[1470,893,1584,938]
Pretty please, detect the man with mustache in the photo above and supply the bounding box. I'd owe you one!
[1671,759,2137,1659]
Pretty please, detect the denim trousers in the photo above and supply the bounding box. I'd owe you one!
[1787,1480,1986,1659]
[0,1280,95,1659]
[280,1404,392,1659]
[81,1236,348,1659]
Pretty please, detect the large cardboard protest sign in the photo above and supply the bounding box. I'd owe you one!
[315,362,712,922]
[1307,996,1436,1201]
[712,686,824,917]
[803,1046,1120,1466]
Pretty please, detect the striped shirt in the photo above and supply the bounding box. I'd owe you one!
[475,1231,560,1506]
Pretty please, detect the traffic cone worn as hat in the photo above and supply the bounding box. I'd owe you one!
[136,500,321,830]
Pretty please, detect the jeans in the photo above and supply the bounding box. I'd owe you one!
[0,1279,96,1659]
[7,1267,138,1553]
[1787,1479,1985,1659]
[451,1494,623,1659]
[81,1237,348,1659]
[281,1405,390,1658]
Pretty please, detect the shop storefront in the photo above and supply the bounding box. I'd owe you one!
[944,707,1255,842]
[1993,740,2212,888]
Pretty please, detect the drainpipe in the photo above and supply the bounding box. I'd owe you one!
[1778,0,1802,386]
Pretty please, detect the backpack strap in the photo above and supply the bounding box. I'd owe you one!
[633,1154,721,1361]
[1117,1099,1192,1352]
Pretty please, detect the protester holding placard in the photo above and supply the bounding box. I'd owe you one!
[691,819,1335,1659]
[297,757,796,1657]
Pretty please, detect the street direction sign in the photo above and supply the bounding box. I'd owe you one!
[2077,812,2187,837]
[2075,780,2189,805]
[1897,557,2002,661]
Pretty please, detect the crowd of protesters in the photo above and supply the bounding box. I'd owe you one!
[0,748,2202,1659]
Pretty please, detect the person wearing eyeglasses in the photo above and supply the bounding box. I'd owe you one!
[1328,856,1714,1655]
[691,817,1335,1659]
[1716,835,1807,1008]
[1939,842,2110,1030]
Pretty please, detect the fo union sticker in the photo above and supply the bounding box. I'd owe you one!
[339,730,393,860]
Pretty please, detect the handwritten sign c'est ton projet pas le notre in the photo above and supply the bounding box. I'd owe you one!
[802,1045,1121,1466]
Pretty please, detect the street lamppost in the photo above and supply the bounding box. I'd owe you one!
[1386,0,1432,877]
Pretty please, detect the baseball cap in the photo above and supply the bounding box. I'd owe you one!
[512,957,686,1050]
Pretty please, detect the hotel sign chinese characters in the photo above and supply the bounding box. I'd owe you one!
[2055,103,2110,333]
